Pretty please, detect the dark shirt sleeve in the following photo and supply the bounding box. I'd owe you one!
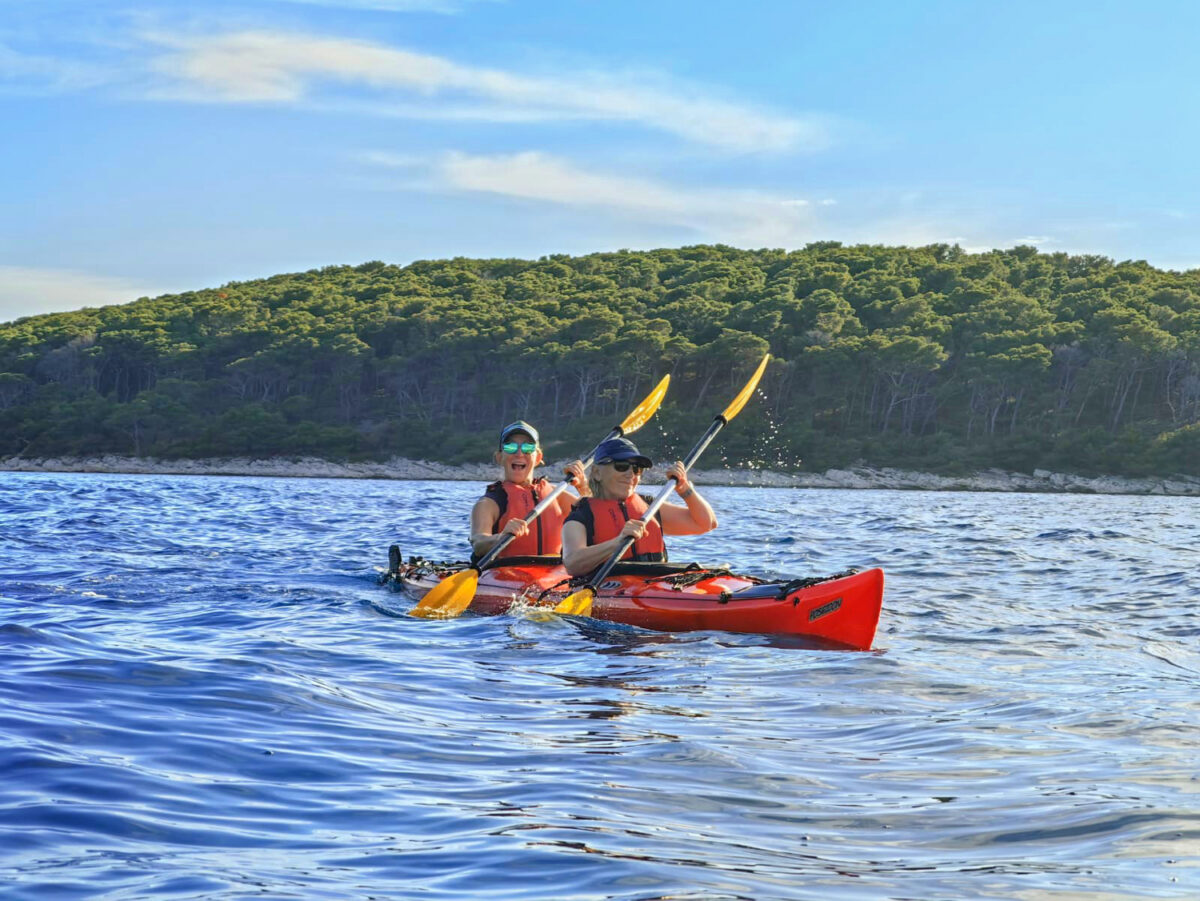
[564,498,590,527]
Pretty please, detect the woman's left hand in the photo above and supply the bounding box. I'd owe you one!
[564,460,589,494]
[667,461,691,496]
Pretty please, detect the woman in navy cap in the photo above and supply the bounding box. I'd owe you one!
[561,436,716,576]
[469,421,589,563]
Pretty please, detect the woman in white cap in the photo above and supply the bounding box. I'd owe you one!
[469,421,589,562]
[561,436,717,576]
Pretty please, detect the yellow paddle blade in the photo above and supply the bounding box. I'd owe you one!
[618,374,670,435]
[721,353,770,422]
[410,568,480,618]
[552,586,595,617]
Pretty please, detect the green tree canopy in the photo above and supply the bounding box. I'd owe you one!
[3,245,1199,476]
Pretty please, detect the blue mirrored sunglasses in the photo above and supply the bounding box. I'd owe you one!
[501,441,538,454]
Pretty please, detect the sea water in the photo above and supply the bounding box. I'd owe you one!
[1,472,1197,899]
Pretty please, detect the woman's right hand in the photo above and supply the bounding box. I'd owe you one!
[502,518,529,538]
[618,519,647,542]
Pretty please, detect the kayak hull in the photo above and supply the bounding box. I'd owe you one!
[389,556,883,650]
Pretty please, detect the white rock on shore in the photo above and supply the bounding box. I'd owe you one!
[2,455,1198,495]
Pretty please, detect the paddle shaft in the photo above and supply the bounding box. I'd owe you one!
[473,426,625,571]
[582,415,727,589]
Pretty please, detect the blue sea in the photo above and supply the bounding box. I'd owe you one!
[1,471,1197,899]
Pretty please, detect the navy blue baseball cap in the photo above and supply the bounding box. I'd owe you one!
[499,420,539,446]
[593,437,652,468]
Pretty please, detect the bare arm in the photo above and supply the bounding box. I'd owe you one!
[469,496,528,558]
[657,461,717,536]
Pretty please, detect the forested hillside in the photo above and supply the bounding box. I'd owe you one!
[2,243,1198,476]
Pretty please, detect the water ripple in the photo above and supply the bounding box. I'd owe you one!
[1,474,1197,898]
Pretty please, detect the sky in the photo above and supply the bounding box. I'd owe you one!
[3,0,1199,322]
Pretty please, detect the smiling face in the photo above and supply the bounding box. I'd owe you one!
[496,431,542,485]
[593,459,643,500]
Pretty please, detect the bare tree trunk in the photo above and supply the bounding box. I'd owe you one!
[693,369,716,411]
[1074,383,1095,425]
[1009,387,1023,433]
[1110,370,1138,432]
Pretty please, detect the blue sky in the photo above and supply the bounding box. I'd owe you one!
[3,0,1199,321]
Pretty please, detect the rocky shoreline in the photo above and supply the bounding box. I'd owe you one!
[2,454,1198,496]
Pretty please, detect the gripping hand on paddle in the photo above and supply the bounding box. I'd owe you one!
[564,460,590,496]
[660,461,717,534]
[619,519,648,542]
[500,518,529,539]
[666,461,692,497]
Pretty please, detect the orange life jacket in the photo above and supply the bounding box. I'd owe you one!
[481,478,565,558]
[568,495,667,562]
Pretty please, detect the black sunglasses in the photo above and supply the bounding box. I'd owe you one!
[602,460,645,473]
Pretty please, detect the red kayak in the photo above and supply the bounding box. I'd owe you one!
[385,549,884,650]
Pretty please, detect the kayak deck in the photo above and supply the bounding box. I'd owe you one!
[385,551,883,650]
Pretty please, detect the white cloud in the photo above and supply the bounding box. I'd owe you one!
[0,42,109,93]
[364,151,1073,255]
[147,30,820,153]
[0,267,159,322]
[366,150,820,245]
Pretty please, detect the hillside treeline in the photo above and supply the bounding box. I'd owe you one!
[2,243,1198,477]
